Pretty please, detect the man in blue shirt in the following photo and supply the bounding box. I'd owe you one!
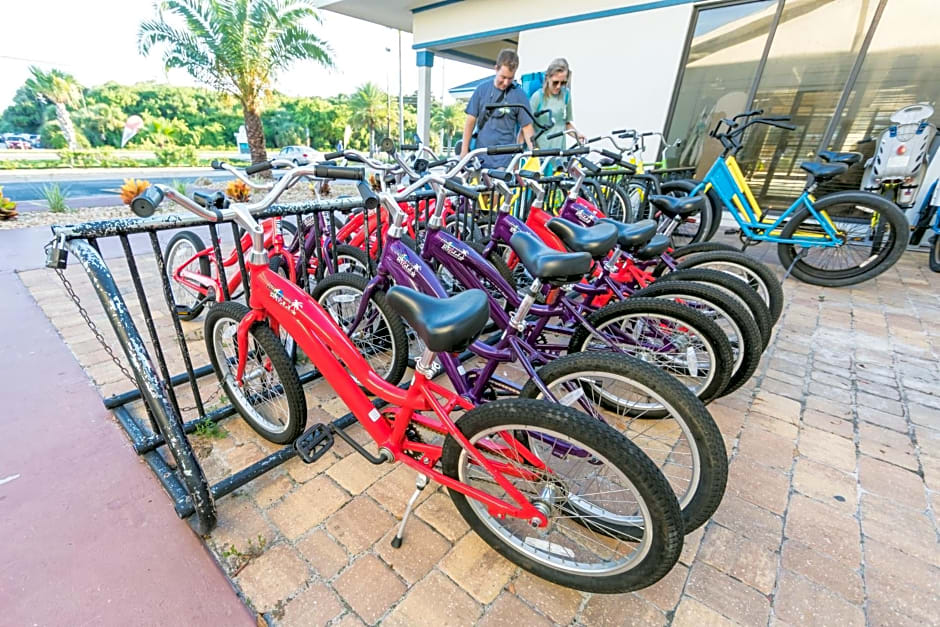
[461,49,535,167]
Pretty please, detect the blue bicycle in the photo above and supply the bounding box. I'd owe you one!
[672,111,908,287]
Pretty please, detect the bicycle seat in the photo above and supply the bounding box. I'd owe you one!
[649,195,704,218]
[633,233,670,260]
[818,150,862,166]
[385,286,490,353]
[509,232,592,285]
[597,218,657,249]
[546,218,618,258]
[800,161,849,182]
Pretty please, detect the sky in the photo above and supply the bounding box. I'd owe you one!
[0,0,486,112]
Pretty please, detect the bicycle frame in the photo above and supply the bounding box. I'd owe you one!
[690,156,842,247]
[236,257,549,523]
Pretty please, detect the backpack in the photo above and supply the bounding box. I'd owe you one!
[521,71,568,113]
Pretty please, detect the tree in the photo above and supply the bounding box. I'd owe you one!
[24,67,83,149]
[431,102,465,150]
[349,83,386,155]
[138,0,332,165]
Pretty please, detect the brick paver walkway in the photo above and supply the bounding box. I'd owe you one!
[17,238,940,626]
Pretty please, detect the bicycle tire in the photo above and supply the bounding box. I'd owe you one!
[521,352,726,533]
[440,398,683,593]
[930,235,940,273]
[325,242,373,276]
[676,251,784,326]
[309,272,409,385]
[164,230,211,321]
[776,191,908,287]
[267,255,298,360]
[580,178,607,213]
[653,241,742,276]
[658,180,712,246]
[205,301,307,444]
[630,281,763,397]
[600,180,635,223]
[568,297,733,404]
[659,268,773,349]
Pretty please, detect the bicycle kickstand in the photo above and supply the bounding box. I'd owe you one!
[391,474,429,548]
[782,248,808,281]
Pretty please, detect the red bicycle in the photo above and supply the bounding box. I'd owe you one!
[130,165,684,594]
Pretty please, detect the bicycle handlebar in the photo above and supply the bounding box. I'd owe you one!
[246,161,272,175]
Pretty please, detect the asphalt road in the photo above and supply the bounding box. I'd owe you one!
[3,170,233,202]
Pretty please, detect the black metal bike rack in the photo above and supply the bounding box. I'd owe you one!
[47,189,479,534]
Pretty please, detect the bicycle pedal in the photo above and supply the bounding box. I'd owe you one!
[294,423,334,463]
[174,304,194,317]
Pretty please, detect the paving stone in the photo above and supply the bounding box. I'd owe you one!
[415,491,470,541]
[727,455,790,514]
[865,540,940,624]
[210,496,277,557]
[268,475,349,540]
[774,569,864,627]
[581,592,666,626]
[856,405,908,432]
[859,422,918,470]
[798,426,856,472]
[860,493,939,566]
[748,411,799,439]
[478,593,552,627]
[915,424,940,459]
[857,391,905,416]
[375,517,452,584]
[672,597,735,627]
[785,494,861,568]
[765,368,805,387]
[251,471,294,509]
[801,408,854,439]
[333,554,406,625]
[697,524,777,594]
[234,544,309,613]
[439,533,516,604]
[807,381,853,404]
[295,529,348,580]
[512,570,583,625]
[711,495,784,552]
[382,570,480,627]
[809,370,852,390]
[331,614,366,627]
[792,457,857,513]
[326,451,393,495]
[279,581,344,627]
[365,464,433,515]
[685,561,770,626]
[736,424,798,471]
[909,404,940,429]
[637,562,688,612]
[858,455,926,510]
[762,377,804,400]
[679,524,705,566]
[804,396,853,419]
[751,390,802,424]
[780,540,864,605]
[283,450,338,483]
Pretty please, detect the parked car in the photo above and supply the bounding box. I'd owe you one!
[277,145,324,166]
[3,135,32,150]
[27,134,41,148]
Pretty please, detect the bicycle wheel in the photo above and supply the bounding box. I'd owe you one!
[205,301,306,444]
[776,192,908,287]
[310,272,409,385]
[568,298,733,404]
[659,268,773,348]
[164,230,210,321]
[580,179,607,213]
[267,255,298,360]
[653,241,742,276]
[600,180,635,223]
[930,235,940,273]
[631,281,763,397]
[676,251,784,326]
[440,398,683,593]
[521,352,726,533]
[658,180,712,246]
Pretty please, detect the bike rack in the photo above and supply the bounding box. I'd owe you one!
[47,190,483,534]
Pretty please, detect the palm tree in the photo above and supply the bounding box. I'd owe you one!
[349,83,386,155]
[431,102,465,151]
[138,0,331,165]
[25,67,83,150]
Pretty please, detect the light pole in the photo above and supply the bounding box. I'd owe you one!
[385,46,392,138]
[398,30,404,143]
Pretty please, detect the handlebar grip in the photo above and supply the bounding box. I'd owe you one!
[641,131,656,137]
[578,157,601,174]
[611,129,627,135]
[770,121,797,131]
[586,136,601,143]
[518,170,540,180]
[427,158,449,168]
[618,130,637,138]
[482,168,513,183]
[130,185,164,218]
[532,148,561,157]
[762,115,791,122]
[356,180,379,210]
[443,178,478,200]
[245,160,272,175]
[323,150,343,160]
[400,143,419,151]
[546,131,563,140]
[192,190,213,207]
[561,146,590,156]
[314,165,365,181]
[486,143,525,156]
[346,153,365,163]
[211,160,224,170]
[600,148,624,163]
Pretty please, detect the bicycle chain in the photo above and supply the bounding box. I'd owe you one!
[55,267,222,414]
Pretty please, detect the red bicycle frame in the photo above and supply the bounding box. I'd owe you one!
[234,259,549,523]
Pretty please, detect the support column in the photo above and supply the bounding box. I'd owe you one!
[416,50,434,145]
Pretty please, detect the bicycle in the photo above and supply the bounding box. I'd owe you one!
[673,110,909,287]
[128,164,685,594]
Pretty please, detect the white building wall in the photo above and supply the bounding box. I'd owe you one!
[517,3,693,161]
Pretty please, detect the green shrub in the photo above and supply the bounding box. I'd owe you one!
[41,183,69,212]
[155,145,198,166]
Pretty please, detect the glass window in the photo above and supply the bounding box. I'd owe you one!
[741,0,879,207]
[664,0,777,178]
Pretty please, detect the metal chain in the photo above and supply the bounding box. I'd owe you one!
[55,267,223,414]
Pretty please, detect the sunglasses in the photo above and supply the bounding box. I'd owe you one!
[551,79,568,87]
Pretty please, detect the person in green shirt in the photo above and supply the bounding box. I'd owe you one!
[529,58,585,150]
